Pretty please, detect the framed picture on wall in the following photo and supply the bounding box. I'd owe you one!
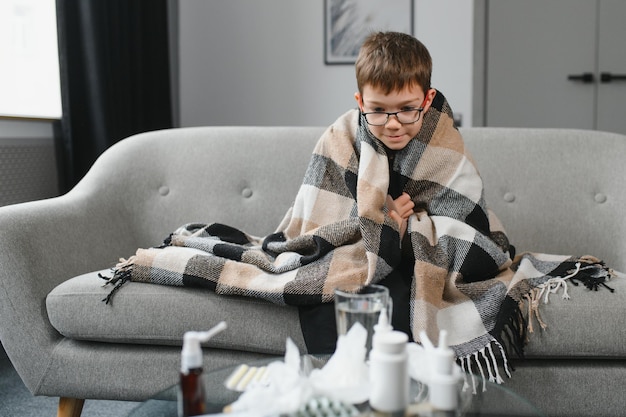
[324,0,414,65]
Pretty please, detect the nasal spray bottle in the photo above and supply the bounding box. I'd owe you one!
[179,321,227,417]
[369,308,410,415]
[420,329,458,412]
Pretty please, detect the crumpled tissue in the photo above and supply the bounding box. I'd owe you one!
[228,337,313,416]
[308,322,370,404]
[228,323,370,416]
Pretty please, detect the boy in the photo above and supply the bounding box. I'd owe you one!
[354,31,436,238]
[346,31,466,339]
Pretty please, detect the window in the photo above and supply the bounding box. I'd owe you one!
[0,0,61,119]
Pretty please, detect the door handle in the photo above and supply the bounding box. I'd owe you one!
[567,72,594,83]
[600,72,626,83]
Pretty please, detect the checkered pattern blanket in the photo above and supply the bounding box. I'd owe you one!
[103,91,614,381]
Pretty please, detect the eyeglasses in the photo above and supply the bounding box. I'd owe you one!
[361,108,425,126]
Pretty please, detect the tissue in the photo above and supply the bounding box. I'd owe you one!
[309,322,370,404]
[229,323,371,416]
[229,338,313,416]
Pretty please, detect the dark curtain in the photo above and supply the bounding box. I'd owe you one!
[55,0,173,192]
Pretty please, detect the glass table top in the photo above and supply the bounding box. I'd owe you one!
[126,356,545,417]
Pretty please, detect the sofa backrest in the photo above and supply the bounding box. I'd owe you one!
[80,126,625,271]
[462,127,625,271]
[76,126,324,247]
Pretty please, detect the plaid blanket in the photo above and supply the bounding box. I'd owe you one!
[103,91,615,381]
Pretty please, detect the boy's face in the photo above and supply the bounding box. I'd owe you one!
[355,83,436,151]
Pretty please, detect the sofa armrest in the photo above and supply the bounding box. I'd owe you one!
[0,188,141,392]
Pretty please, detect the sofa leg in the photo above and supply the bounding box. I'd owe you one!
[57,397,85,417]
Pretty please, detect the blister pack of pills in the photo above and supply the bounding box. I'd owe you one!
[287,396,360,417]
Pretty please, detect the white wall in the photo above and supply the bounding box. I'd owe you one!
[178,0,474,127]
[415,0,474,128]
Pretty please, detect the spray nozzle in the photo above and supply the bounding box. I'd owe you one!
[374,306,393,333]
[183,321,228,345]
[419,330,434,350]
[181,321,227,372]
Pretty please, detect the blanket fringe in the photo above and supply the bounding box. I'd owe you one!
[467,255,620,392]
[494,295,527,360]
[459,340,510,394]
[569,256,615,292]
[98,257,135,304]
[525,257,616,335]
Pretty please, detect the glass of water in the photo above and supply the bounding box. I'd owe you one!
[334,284,391,353]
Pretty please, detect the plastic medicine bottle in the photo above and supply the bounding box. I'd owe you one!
[369,330,409,414]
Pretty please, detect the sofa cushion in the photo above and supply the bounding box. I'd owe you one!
[48,269,626,361]
[46,271,306,355]
[520,270,626,359]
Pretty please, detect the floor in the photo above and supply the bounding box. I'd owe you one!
[0,343,140,417]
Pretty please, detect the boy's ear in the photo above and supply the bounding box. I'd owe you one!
[354,92,364,111]
[422,88,437,112]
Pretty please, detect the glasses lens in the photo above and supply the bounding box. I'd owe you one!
[364,112,388,126]
[396,109,421,124]
[364,109,423,126]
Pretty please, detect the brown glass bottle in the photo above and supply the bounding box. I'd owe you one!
[179,367,206,417]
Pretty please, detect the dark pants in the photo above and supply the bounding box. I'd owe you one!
[299,259,414,354]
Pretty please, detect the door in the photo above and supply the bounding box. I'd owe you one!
[485,0,626,135]
[597,0,626,134]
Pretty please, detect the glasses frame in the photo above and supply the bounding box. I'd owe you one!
[361,107,425,126]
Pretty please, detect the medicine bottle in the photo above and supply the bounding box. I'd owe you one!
[369,330,409,413]
[179,322,227,417]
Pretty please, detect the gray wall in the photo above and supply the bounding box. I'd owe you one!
[178,0,475,127]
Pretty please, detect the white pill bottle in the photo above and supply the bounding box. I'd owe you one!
[369,330,410,413]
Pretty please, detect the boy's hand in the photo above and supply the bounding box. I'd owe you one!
[386,193,415,237]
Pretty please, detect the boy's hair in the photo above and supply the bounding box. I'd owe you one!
[355,31,432,95]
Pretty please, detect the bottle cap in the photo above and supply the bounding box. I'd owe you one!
[372,330,408,354]
[373,307,393,334]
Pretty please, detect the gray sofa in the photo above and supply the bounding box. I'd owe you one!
[1,125,625,417]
